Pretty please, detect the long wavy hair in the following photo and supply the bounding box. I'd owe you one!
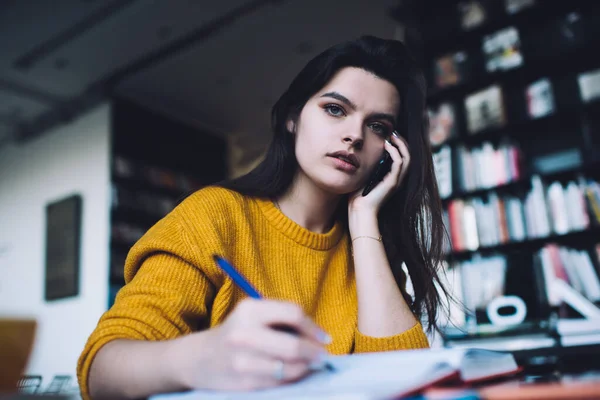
[217,35,448,332]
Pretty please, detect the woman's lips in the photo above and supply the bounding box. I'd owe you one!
[329,156,358,173]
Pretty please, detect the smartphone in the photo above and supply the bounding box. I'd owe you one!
[362,151,392,196]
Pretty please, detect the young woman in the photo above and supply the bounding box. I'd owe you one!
[78,35,447,400]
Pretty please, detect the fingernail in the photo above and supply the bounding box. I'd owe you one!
[392,131,400,139]
[318,330,332,344]
[309,351,329,370]
[309,360,324,370]
[385,139,392,145]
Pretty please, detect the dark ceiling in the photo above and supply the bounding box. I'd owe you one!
[0,0,403,151]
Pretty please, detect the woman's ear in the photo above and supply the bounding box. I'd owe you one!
[286,119,296,134]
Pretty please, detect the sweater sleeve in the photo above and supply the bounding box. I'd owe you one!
[353,322,430,353]
[76,191,227,400]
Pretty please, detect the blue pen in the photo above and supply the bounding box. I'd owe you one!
[213,254,263,299]
[212,254,335,372]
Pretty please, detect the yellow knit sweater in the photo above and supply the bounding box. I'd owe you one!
[77,186,429,398]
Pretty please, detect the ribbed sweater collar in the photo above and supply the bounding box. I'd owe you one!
[254,197,344,250]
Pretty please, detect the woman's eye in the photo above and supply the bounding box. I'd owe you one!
[370,123,390,137]
[324,104,345,117]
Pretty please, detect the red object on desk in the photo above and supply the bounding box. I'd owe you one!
[479,379,600,399]
[424,373,600,400]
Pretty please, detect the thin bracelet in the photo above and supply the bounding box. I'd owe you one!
[351,235,382,244]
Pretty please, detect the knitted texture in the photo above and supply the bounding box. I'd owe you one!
[77,187,429,399]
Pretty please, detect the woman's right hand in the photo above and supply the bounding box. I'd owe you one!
[172,298,331,391]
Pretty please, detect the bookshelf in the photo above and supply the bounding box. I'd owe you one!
[108,98,227,306]
[391,0,600,349]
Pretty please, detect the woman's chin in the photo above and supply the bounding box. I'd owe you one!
[317,179,364,195]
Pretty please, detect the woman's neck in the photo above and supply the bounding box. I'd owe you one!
[275,175,341,234]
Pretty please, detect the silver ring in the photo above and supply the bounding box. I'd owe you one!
[273,359,285,381]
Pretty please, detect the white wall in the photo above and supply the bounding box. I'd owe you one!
[0,103,111,386]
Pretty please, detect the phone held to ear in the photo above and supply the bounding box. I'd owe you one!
[362,151,392,196]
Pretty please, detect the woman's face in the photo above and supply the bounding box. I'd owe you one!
[292,67,400,195]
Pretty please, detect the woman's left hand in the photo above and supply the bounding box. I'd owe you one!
[348,133,411,215]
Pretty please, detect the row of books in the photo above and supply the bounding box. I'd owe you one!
[456,142,522,192]
[452,254,507,314]
[434,141,523,198]
[536,243,600,306]
[111,184,178,219]
[441,242,600,329]
[113,155,203,194]
[445,176,599,252]
[433,146,453,199]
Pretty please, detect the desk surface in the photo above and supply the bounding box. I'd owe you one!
[421,370,600,400]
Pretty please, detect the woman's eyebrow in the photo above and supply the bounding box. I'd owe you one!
[320,91,357,110]
[321,91,397,125]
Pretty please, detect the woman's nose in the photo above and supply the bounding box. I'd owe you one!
[342,126,364,149]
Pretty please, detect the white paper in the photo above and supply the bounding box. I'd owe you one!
[150,349,463,400]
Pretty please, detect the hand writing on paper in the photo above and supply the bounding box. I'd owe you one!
[176,299,331,391]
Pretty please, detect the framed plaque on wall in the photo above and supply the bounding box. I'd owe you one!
[44,194,82,301]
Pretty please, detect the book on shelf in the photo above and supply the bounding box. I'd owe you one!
[437,261,467,329]
[482,26,523,73]
[557,319,600,337]
[464,85,506,134]
[526,78,555,119]
[442,210,453,255]
[584,181,600,225]
[578,68,600,104]
[535,243,600,307]
[445,176,596,252]
[428,102,458,146]
[433,145,453,199]
[504,0,535,15]
[523,176,590,238]
[433,51,471,90]
[457,255,508,314]
[455,141,522,192]
[457,0,490,31]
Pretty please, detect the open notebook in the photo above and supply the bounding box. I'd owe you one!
[151,347,519,400]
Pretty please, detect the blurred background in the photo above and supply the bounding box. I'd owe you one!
[0,0,599,395]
